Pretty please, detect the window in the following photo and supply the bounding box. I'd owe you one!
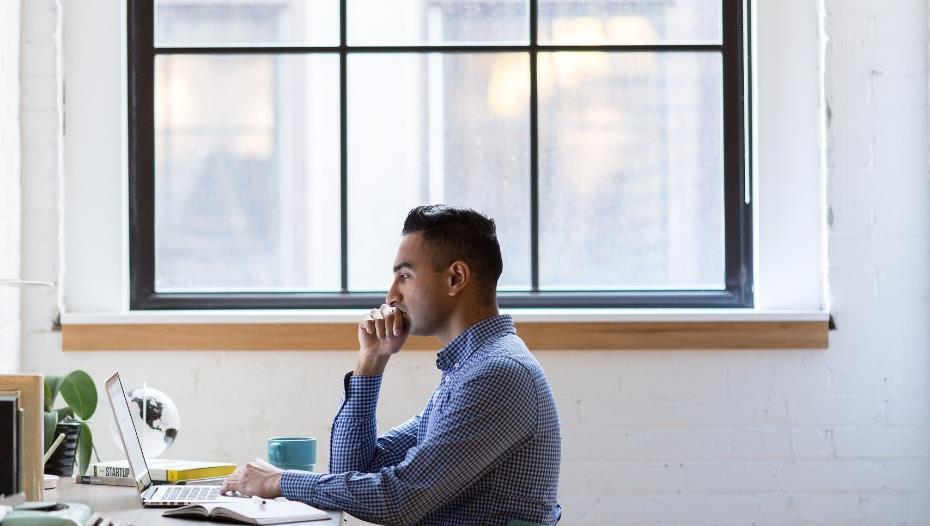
[128,0,752,309]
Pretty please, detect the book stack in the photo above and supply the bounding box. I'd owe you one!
[0,375,42,500]
[0,392,23,496]
[76,459,236,487]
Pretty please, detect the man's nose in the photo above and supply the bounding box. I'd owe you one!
[386,284,401,306]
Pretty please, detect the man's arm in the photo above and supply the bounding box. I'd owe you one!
[222,305,411,498]
[328,372,420,473]
[279,359,537,526]
[326,304,415,472]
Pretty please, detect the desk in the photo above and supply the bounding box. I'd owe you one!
[45,479,344,525]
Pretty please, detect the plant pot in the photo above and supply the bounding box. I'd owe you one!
[44,421,81,476]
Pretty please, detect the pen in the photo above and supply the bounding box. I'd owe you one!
[43,433,66,464]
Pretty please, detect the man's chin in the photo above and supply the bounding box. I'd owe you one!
[406,320,429,337]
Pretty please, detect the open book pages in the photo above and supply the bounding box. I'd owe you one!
[162,498,329,525]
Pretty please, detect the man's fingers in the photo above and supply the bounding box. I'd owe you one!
[360,311,384,338]
[380,305,395,340]
[393,309,405,336]
[359,305,405,345]
[363,309,378,335]
[221,473,238,493]
[372,309,386,339]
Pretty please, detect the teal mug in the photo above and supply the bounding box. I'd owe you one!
[267,437,317,471]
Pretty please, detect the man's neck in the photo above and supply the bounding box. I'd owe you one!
[436,303,500,346]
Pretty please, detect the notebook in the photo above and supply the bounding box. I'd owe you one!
[105,371,236,508]
[163,498,329,524]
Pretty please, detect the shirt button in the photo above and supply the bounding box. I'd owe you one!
[453,362,459,368]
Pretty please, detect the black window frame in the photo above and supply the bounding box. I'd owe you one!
[128,0,753,310]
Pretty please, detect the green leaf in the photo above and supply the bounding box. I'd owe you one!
[56,407,74,422]
[59,370,97,421]
[44,382,52,412]
[44,375,63,412]
[43,411,59,452]
[76,422,93,476]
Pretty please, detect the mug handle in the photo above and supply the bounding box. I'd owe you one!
[269,442,284,462]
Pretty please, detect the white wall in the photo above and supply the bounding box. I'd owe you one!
[19,1,930,525]
[0,0,21,374]
[19,0,61,384]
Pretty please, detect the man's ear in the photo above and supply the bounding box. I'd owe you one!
[447,261,470,296]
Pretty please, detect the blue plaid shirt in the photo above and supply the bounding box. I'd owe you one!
[280,315,561,525]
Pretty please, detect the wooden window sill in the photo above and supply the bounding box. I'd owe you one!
[61,311,829,351]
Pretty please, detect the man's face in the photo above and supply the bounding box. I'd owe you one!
[386,232,452,337]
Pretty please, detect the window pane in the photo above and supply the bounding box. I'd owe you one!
[347,53,531,291]
[155,0,339,47]
[347,0,527,45]
[538,0,722,45]
[538,52,724,290]
[154,55,341,292]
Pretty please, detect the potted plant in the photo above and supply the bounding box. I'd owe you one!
[43,370,99,476]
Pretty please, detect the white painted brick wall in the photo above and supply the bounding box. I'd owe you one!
[0,0,21,374]
[18,0,60,354]
[15,1,930,525]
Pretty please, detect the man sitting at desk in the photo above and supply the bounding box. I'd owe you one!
[222,205,562,525]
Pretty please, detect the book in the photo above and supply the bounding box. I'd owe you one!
[162,499,329,524]
[75,473,225,487]
[15,408,22,494]
[92,458,236,482]
[0,393,19,496]
[74,474,136,487]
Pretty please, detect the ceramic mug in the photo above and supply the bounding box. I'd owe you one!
[267,436,317,471]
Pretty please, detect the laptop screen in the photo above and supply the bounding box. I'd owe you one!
[105,372,153,493]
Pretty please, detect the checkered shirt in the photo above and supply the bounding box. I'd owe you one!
[280,314,562,525]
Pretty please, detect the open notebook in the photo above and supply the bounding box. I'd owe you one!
[162,498,329,525]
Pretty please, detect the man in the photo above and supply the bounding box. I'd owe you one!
[222,205,561,525]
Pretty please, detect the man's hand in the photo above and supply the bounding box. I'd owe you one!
[356,304,408,376]
[220,461,283,498]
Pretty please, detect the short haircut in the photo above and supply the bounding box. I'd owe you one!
[402,205,503,298]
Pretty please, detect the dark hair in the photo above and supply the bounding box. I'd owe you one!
[402,205,503,297]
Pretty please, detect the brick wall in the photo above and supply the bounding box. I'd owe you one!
[0,0,21,374]
[19,0,61,369]
[17,0,930,524]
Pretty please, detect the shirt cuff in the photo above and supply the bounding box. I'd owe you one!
[280,469,323,503]
[339,371,383,418]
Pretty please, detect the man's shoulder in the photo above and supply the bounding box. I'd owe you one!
[469,334,544,382]
[476,326,526,351]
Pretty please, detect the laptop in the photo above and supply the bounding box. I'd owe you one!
[105,371,238,507]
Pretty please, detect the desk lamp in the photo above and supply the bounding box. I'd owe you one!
[0,279,55,289]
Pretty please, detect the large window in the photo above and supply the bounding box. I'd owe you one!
[128,0,752,309]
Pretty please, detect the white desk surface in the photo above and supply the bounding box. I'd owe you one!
[44,478,344,525]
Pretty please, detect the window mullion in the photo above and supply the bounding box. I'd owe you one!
[529,0,539,292]
[339,0,349,292]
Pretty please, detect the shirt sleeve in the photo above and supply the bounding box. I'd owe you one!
[280,359,537,526]
[328,372,420,474]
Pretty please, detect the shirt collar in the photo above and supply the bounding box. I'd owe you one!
[435,314,516,372]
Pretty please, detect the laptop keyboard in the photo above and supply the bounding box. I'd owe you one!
[161,486,221,502]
